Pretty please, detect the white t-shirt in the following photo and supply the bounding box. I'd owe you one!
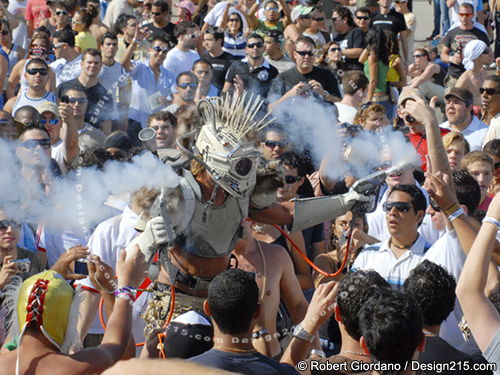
[203,1,248,31]
[335,103,358,124]
[8,0,28,50]
[50,55,82,87]
[163,47,200,78]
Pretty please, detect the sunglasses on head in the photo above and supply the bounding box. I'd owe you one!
[26,68,48,76]
[247,42,264,48]
[312,16,324,21]
[356,15,369,20]
[20,138,51,150]
[41,118,59,125]
[177,82,197,88]
[55,10,68,15]
[295,50,314,56]
[479,87,499,95]
[153,45,168,53]
[264,140,288,148]
[284,175,301,184]
[0,220,20,230]
[382,201,413,213]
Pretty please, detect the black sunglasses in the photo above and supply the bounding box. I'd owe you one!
[479,87,499,95]
[299,15,311,19]
[247,42,264,48]
[55,10,68,15]
[329,47,341,52]
[264,140,288,148]
[153,45,168,53]
[20,138,51,150]
[284,175,302,184]
[0,220,20,230]
[356,15,369,20]
[152,11,162,15]
[26,68,48,76]
[228,17,241,22]
[295,50,314,56]
[312,16,324,21]
[382,201,413,213]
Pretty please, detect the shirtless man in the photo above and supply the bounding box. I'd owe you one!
[0,246,146,375]
[232,220,309,358]
[283,5,312,61]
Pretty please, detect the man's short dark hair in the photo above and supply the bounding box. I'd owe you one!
[484,139,500,158]
[342,70,369,96]
[334,5,356,27]
[99,31,118,45]
[26,58,49,71]
[294,36,315,49]
[279,151,308,177]
[483,75,500,89]
[208,269,259,335]
[459,2,474,12]
[174,21,196,38]
[246,32,264,43]
[176,71,198,85]
[151,35,170,46]
[192,59,213,71]
[115,14,136,35]
[355,7,371,16]
[147,111,177,128]
[152,0,169,13]
[82,48,102,61]
[389,184,427,215]
[337,271,390,340]
[403,260,456,327]
[205,26,224,42]
[54,28,75,47]
[359,289,423,371]
[61,86,87,98]
[453,170,481,216]
[260,123,287,142]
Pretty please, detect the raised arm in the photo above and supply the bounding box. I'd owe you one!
[456,193,500,352]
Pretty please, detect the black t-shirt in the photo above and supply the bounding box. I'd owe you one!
[205,51,239,91]
[269,66,341,100]
[443,26,490,78]
[331,27,366,70]
[56,78,113,129]
[225,59,279,98]
[372,9,407,35]
[143,22,176,47]
[189,349,299,375]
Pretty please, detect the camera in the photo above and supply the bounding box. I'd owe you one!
[12,259,31,273]
[75,259,89,275]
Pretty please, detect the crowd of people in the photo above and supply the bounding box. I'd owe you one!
[0,0,499,373]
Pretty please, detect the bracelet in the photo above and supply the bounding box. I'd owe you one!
[113,286,137,302]
[443,202,459,216]
[447,207,465,222]
[252,328,270,339]
[310,349,326,358]
[482,216,500,228]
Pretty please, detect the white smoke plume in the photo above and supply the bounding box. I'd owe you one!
[0,138,179,235]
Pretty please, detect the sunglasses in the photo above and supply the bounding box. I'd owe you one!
[458,13,473,17]
[55,10,68,15]
[312,16,324,21]
[413,54,425,58]
[152,11,163,15]
[247,42,264,48]
[479,87,499,95]
[329,47,341,52]
[284,175,301,184]
[26,68,48,75]
[228,18,241,22]
[177,82,197,88]
[331,17,338,22]
[382,201,413,213]
[264,140,288,148]
[41,118,60,125]
[295,50,314,56]
[153,45,168,53]
[299,15,311,19]
[0,220,20,230]
[186,33,198,39]
[430,199,440,212]
[356,15,369,20]
[20,138,51,150]
[265,6,278,10]
[67,97,88,103]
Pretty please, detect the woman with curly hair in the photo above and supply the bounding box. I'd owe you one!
[317,41,348,87]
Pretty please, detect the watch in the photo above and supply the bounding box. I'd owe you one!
[310,349,326,358]
[292,324,315,344]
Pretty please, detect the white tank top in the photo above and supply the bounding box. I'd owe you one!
[12,90,57,115]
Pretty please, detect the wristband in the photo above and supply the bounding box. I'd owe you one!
[482,216,500,228]
[114,286,137,302]
[252,328,270,339]
[447,207,465,222]
[443,202,459,216]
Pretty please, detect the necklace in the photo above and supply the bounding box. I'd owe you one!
[340,350,369,358]
[214,345,257,353]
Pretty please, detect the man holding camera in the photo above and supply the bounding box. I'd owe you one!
[269,36,341,111]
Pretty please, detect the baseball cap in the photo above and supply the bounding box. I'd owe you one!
[38,101,59,117]
[444,87,473,107]
[397,87,424,106]
[175,0,196,14]
[291,5,313,22]
[104,131,132,151]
